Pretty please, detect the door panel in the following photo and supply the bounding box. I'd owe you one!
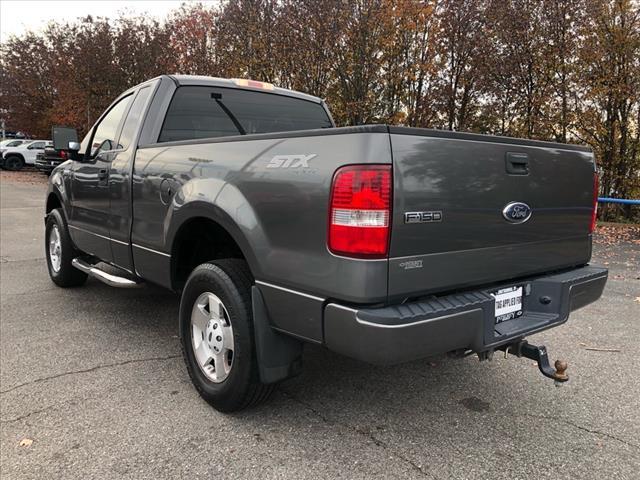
[25,142,46,164]
[69,95,133,262]
[108,86,153,272]
[70,150,116,260]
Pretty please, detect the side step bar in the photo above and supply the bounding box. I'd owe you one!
[72,258,143,288]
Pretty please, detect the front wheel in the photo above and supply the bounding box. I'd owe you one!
[179,259,274,412]
[45,209,87,287]
[4,155,24,171]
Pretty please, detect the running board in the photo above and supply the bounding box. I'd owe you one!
[72,258,143,288]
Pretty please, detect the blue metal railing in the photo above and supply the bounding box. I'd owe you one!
[598,197,640,205]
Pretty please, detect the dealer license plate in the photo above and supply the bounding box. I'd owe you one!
[492,285,523,323]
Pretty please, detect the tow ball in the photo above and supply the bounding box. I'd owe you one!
[500,340,569,385]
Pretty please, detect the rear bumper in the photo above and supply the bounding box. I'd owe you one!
[324,265,608,365]
[35,159,61,172]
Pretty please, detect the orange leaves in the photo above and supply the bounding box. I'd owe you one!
[0,0,637,210]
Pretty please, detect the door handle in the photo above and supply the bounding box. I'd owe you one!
[505,152,529,175]
[98,169,108,180]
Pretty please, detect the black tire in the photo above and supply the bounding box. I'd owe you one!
[4,155,24,171]
[179,259,274,412]
[45,208,88,287]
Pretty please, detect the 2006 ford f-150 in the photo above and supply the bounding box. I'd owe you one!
[45,75,608,412]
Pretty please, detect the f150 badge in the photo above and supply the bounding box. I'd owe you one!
[502,202,532,224]
[404,211,443,223]
[267,154,317,169]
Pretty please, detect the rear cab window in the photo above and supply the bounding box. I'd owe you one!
[118,86,152,150]
[158,86,332,143]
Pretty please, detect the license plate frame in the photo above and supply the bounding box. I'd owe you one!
[491,285,524,324]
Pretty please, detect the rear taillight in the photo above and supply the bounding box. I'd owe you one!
[328,165,392,258]
[59,150,67,159]
[590,172,599,234]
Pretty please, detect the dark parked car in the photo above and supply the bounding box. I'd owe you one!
[44,75,607,412]
[35,146,69,174]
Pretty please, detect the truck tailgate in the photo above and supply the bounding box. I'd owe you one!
[388,127,596,301]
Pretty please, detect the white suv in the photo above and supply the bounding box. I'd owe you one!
[1,140,51,170]
[0,138,28,150]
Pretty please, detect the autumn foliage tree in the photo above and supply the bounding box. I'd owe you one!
[1,0,638,215]
[574,0,640,204]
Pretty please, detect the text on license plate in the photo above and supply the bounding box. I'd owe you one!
[492,286,523,323]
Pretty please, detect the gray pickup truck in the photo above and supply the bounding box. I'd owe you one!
[45,75,607,412]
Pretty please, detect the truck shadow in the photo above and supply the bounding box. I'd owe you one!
[77,277,528,427]
[51,277,603,478]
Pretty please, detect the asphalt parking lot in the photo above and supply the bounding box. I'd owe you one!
[1,174,639,479]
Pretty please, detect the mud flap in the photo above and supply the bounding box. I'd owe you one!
[252,286,303,384]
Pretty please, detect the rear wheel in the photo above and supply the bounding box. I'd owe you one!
[45,208,87,287]
[4,155,24,171]
[179,259,274,412]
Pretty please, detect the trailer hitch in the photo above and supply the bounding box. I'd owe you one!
[500,340,569,384]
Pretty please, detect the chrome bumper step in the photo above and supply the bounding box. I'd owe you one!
[72,258,143,288]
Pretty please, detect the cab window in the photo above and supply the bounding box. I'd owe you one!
[118,87,152,150]
[158,86,332,142]
[87,95,133,158]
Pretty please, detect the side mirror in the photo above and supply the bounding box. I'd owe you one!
[68,141,81,161]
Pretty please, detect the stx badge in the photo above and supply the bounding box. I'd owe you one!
[267,154,317,169]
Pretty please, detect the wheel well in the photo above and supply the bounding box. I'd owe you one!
[46,193,62,214]
[4,153,24,164]
[171,217,246,291]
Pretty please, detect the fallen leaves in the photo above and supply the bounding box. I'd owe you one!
[0,169,48,186]
[594,223,640,246]
[19,438,33,448]
[593,223,640,270]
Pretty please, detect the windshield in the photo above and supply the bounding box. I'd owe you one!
[1,140,24,147]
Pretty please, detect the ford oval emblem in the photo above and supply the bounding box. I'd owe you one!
[502,202,532,224]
